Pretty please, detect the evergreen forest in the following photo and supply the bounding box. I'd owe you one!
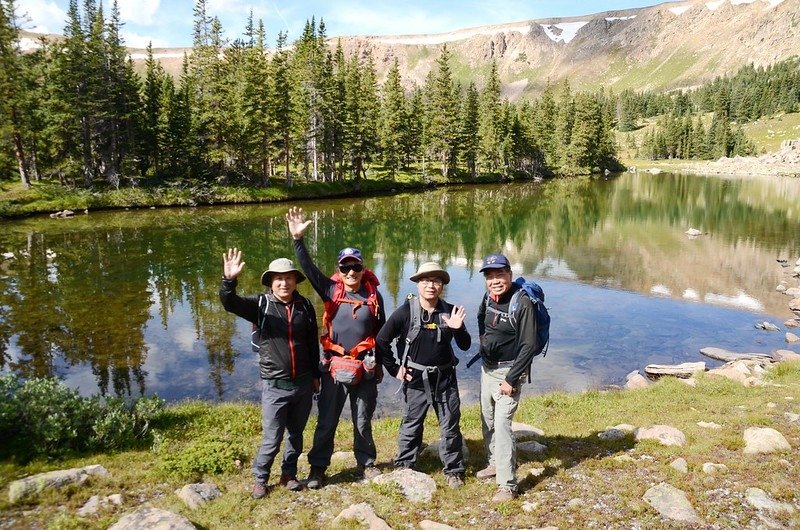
[1,0,800,193]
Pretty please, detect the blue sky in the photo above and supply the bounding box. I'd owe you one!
[16,0,669,48]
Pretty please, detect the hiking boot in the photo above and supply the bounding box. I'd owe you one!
[306,467,326,490]
[279,474,303,491]
[359,465,382,481]
[251,481,269,500]
[491,486,517,503]
[476,465,496,479]
[446,474,464,489]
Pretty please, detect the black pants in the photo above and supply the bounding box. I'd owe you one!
[394,376,465,475]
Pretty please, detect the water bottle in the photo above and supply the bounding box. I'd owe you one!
[363,353,376,380]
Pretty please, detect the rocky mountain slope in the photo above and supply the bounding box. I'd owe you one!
[20,0,800,100]
[334,0,800,99]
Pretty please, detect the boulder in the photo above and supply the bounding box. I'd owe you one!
[669,458,688,473]
[707,360,763,386]
[8,464,108,504]
[743,427,791,454]
[420,439,470,462]
[372,468,436,503]
[77,493,123,516]
[785,287,800,297]
[175,483,221,510]
[107,507,196,530]
[644,362,705,379]
[784,319,800,328]
[697,421,722,429]
[701,463,728,474]
[700,347,772,363]
[745,488,796,513]
[785,332,800,343]
[685,228,702,236]
[419,521,456,530]
[642,482,701,523]
[772,349,800,362]
[790,298,800,315]
[518,440,548,455]
[332,504,392,530]
[755,321,780,332]
[635,425,686,446]
[624,371,650,389]
[512,421,545,438]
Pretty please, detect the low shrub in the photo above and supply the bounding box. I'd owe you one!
[0,373,164,460]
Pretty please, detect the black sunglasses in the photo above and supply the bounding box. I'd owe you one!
[339,263,364,274]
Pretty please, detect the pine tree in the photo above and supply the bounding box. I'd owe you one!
[459,82,480,180]
[477,60,502,174]
[140,42,164,177]
[271,31,293,186]
[380,58,406,180]
[427,45,459,179]
[0,0,31,187]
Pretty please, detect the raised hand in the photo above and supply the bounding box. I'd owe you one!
[442,305,466,329]
[286,207,313,240]
[223,247,245,280]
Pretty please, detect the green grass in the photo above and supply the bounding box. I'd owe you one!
[2,363,799,529]
[741,112,800,152]
[0,165,509,220]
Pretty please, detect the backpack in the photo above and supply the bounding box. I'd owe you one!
[319,270,381,358]
[250,293,315,353]
[480,277,550,360]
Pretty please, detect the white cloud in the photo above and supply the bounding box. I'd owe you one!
[117,0,160,25]
[121,30,170,49]
[16,0,66,35]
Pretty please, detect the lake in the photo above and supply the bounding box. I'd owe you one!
[1,172,799,417]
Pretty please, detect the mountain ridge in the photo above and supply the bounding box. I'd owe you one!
[18,0,800,99]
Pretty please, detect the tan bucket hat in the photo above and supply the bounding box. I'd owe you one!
[260,257,306,286]
[409,261,450,285]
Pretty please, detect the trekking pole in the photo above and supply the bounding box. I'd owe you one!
[466,352,482,368]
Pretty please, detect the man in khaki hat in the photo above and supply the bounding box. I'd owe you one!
[220,248,320,499]
[376,261,470,489]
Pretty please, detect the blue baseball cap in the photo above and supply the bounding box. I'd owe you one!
[337,247,364,264]
[480,253,511,273]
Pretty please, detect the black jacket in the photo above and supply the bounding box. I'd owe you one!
[377,297,471,390]
[478,284,537,387]
[220,278,320,381]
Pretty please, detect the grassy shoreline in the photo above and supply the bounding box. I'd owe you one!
[0,172,518,220]
[2,363,799,529]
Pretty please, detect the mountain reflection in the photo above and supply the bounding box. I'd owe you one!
[0,172,798,407]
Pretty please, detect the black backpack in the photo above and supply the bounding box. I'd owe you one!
[250,294,315,352]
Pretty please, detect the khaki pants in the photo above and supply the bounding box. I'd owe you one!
[480,364,520,490]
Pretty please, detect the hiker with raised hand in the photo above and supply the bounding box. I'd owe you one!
[475,253,538,503]
[376,262,471,489]
[219,248,320,500]
[285,206,386,488]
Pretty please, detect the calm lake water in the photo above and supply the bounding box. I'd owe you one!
[1,172,799,416]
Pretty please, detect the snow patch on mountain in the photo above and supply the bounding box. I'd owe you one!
[374,24,532,45]
[705,0,725,9]
[669,5,692,15]
[540,21,590,43]
[605,15,637,21]
[19,38,42,51]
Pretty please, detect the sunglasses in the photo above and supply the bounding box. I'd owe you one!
[339,263,364,274]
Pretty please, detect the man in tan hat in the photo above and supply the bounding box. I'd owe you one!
[376,261,470,488]
[220,248,320,499]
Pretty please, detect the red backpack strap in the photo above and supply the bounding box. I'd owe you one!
[320,271,381,357]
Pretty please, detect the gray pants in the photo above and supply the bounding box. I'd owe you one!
[253,379,313,482]
[480,364,521,489]
[395,378,465,475]
[307,372,377,469]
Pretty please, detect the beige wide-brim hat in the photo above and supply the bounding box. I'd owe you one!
[260,257,306,286]
[409,261,450,285]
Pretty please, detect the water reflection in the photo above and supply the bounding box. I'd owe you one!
[0,172,798,413]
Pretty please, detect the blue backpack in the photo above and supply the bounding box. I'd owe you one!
[483,277,550,358]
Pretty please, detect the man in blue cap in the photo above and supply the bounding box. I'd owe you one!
[475,253,538,502]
